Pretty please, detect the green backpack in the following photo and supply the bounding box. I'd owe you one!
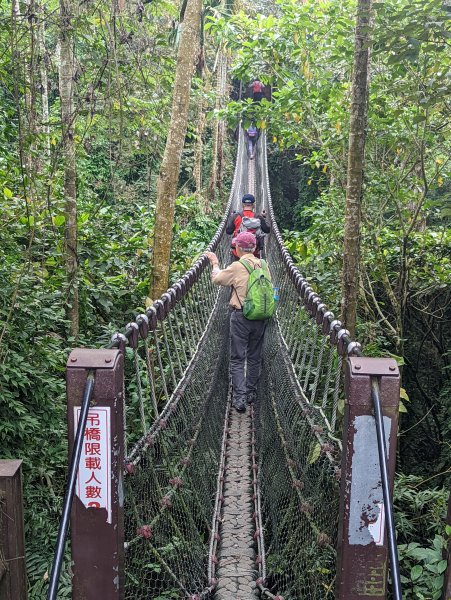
[239,258,275,320]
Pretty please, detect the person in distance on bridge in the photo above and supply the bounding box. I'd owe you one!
[205,232,270,413]
[250,78,265,102]
[245,123,259,160]
[226,193,270,261]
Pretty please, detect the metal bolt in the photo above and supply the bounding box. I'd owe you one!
[70,357,77,363]
[354,364,361,370]
[389,365,396,371]
[105,357,112,364]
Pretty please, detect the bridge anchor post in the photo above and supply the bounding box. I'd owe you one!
[443,491,451,600]
[0,460,27,599]
[67,348,124,600]
[336,357,399,599]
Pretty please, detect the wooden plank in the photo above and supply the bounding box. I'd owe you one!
[0,460,27,600]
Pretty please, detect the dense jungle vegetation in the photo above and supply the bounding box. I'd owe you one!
[0,0,449,596]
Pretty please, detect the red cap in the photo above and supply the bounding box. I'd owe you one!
[232,231,257,250]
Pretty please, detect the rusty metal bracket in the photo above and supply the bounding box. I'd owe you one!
[67,349,121,369]
[336,357,400,599]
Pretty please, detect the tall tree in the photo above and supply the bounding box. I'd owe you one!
[340,0,373,337]
[150,0,203,300]
[37,1,50,158]
[59,0,79,336]
[208,50,227,200]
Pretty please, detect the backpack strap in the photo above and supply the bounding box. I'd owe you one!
[233,212,243,237]
[231,258,256,307]
[239,258,253,274]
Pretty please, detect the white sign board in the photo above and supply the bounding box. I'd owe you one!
[74,407,112,523]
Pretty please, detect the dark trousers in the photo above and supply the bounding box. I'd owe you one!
[230,310,266,404]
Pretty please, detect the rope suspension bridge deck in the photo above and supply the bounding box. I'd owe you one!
[49,129,405,600]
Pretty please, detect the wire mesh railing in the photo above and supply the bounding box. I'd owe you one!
[116,131,249,598]
[250,135,360,598]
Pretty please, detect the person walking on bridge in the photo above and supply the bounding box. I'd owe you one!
[205,232,271,413]
[250,79,265,102]
[226,194,270,261]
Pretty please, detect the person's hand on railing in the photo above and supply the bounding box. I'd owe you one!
[205,251,219,267]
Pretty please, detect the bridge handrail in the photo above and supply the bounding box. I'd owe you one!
[108,129,244,354]
[261,132,362,359]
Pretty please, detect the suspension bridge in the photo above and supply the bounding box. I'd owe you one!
[46,129,408,600]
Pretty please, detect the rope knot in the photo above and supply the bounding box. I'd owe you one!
[292,479,304,490]
[317,532,331,547]
[301,502,313,514]
[137,525,152,539]
[321,442,335,455]
[125,462,135,475]
[160,495,172,509]
[169,476,183,489]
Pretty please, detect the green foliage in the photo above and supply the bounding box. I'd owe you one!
[393,474,449,599]
[0,0,226,593]
[397,537,447,600]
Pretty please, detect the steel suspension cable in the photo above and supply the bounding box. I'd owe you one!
[371,377,402,600]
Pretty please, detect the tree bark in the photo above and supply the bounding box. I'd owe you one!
[59,0,79,336]
[340,0,373,337]
[150,0,202,300]
[37,1,50,158]
[208,51,227,200]
[194,62,209,200]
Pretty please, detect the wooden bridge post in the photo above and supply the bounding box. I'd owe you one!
[336,357,400,599]
[443,490,451,600]
[0,460,27,600]
[67,348,124,600]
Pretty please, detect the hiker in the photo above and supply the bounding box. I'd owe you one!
[251,79,265,102]
[245,124,259,159]
[205,232,274,412]
[226,193,270,260]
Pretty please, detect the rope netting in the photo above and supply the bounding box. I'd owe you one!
[112,129,361,598]
[120,133,248,598]
[245,137,352,599]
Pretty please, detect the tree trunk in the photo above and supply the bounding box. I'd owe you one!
[208,51,227,200]
[59,0,79,336]
[150,0,202,300]
[37,2,50,158]
[193,62,209,201]
[340,0,373,337]
[216,54,228,198]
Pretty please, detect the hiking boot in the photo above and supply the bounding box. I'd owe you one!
[233,400,246,413]
[247,392,257,405]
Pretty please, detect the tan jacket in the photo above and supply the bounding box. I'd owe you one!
[211,255,268,309]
